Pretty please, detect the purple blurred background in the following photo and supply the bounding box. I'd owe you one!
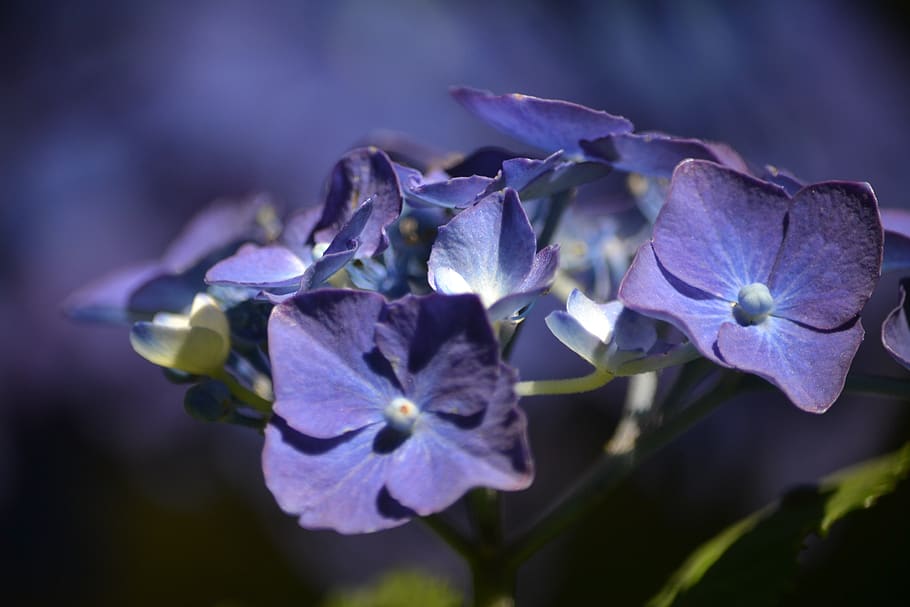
[3,1,910,604]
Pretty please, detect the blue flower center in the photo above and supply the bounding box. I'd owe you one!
[734,282,775,325]
[383,397,420,433]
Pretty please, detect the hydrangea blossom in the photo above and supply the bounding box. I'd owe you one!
[262,290,532,533]
[427,189,558,320]
[619,160,883,412]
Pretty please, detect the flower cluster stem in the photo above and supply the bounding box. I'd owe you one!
[503,369,745,568]
[515,368,614,397]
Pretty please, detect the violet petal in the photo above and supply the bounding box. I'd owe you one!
[768,182,882,330]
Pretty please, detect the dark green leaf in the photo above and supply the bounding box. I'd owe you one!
[648,442,910,607]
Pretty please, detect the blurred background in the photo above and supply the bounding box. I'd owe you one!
[3,0,910,604]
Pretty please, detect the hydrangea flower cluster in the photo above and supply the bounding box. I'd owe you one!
[69,87,905,591]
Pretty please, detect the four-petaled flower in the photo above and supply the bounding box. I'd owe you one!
[262,290,533,533]
[619,160,883,412]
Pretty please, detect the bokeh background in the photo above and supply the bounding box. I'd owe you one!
[3,0,910,605]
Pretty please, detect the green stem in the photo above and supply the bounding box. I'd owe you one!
[503,370,745,568]
[420,515,474,563]
[466,488,515,607]
[515,368,614,397]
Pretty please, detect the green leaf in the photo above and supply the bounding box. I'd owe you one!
[648,442,910,607]
[321,570,461,607]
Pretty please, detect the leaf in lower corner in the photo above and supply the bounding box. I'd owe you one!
[647,442,910,607]
[321,570,461,607]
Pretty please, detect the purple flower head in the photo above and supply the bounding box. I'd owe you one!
[451,87,633,157]
[64,195,275,323]
[619,160,883,412]
[427,189,559,321]
[262,290,532,534]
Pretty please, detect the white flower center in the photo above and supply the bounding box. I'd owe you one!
[734,282,775,325]
[383,397,420,433]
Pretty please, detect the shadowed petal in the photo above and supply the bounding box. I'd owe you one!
[269,290,397,438]
[63,261,165,323]
[262,418,410,534]
[314,147,402,256]
[882,208,910,273]
[395,163,493,209]
[717,316,864,413]
[652,160,789,300]
[769,182,882,330]
[581,132,733,178]
[451,86,633,155]
[385,367,532,515]
[883,279,910,370]
[374,294,500,417]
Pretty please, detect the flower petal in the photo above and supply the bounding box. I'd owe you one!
[619,243,731,365]
[205,244,308,289]
[651,160,789,300]
[580,132,734,178]
[385,367,532,515]
[374,294,501,418]
[428,189,537,310]
[882,278,910,370]
[314,147,403,257]
[717,316,864,413]
[269,290,396,438]
[768,182,882,330]
[451,87,633,155]
[262,418,412,534]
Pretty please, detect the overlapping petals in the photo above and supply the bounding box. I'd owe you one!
[427,189,559,320]
[619,160,883,412]
[262,290,532,533]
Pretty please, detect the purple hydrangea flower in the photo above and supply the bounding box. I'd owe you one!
[262,290,532,533]
[619,160,883,412]
[427,189,559,320]
[450,87,633,157]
